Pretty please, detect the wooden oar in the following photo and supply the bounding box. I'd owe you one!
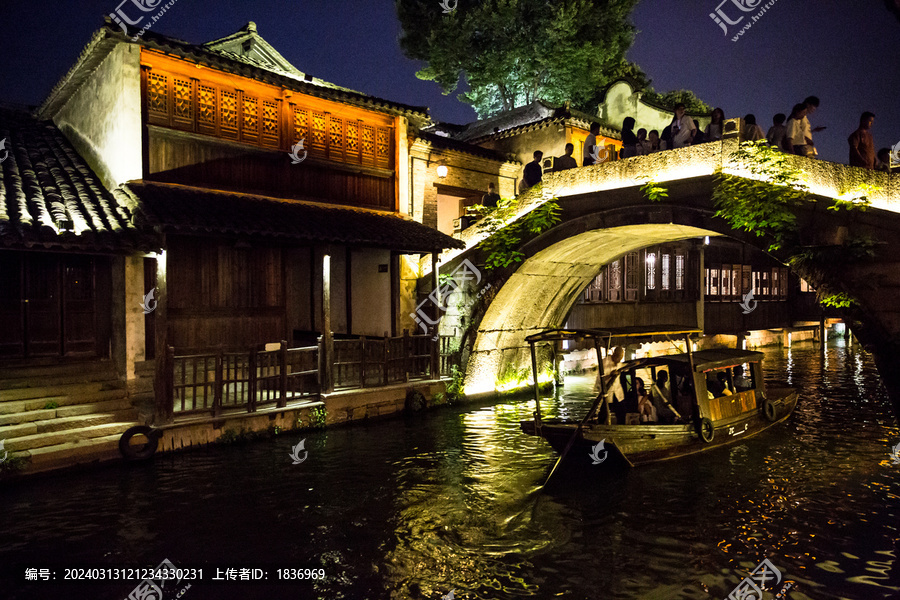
[543,390,607,486]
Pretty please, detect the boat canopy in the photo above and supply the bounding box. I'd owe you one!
[664,348,765,372]
[525,325,702,344]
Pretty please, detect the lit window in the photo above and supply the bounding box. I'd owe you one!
[646,252,656,291]
[662,254,670,291]
[675,255,685,290]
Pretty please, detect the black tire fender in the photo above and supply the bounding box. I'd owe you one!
[699,418,715,443]
[763,398,778,422]
[119,426,162,461]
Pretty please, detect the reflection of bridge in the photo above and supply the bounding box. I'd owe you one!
[434,139,900,418]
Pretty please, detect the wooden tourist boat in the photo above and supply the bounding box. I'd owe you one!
[520,327,799,468]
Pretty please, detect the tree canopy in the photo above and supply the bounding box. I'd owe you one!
[396,0,640,118]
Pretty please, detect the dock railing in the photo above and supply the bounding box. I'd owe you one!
[158,329,453,420]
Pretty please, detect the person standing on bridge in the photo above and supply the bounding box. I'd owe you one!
[522,150,544,190]
[705,108,726,142]
[743,114,765,142]
[583,122,602,166]
[784,104,809,155]
[481,182,501,208]
[766,113,787,149]
[848,112,876,170]
[554,143,578,171]
[670,104,696,149]
[802,96,826,156]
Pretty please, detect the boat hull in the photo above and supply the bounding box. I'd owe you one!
[521,387,799,467]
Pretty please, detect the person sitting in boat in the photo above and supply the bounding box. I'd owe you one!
[733,365,752,390]
[717,372,733,395]
[635,378,656,423]
[650,370,681,424]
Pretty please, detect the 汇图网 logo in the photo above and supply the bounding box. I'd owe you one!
[289,439,308,465]
[289,139,308,164]
[739,289,757,314]
[0,138,9,163]
[589,440,608,465]
[140,288,158,315]
[439,0,457,14]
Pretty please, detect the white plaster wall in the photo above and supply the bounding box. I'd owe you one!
[350,249,392,337]
[601,80,711,136]
[53,42,143,190]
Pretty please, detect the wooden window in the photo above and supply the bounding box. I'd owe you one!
[721,264,731,298]
[241,94,260,143]
[708,266,720,298]
[172,78,193,127]
[197,85,216,133]
[732,265,741,296]
[771,268,780,298]
[293,107,309,143]
[608,260,622,302]
[311,112,327,153]
[261,100,279,146]
[220,90,238,138]
[761,270,770,298]
[329,116,343,159]
[362,125,375,164]
[661,254,671,291]
[780,268,789,297]
[147,73,168,116]
[645,251,656,292]
[625,252,638,301]
[742,265,752,294]
[376,127,391,167]
[346,121,360,160]
[675,254,685,291]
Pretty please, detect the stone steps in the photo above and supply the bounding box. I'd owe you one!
[3,421,136,453]
[0,388,129,415]
[0,359,116,386]
[23,433,123,474]
[1,380,124,403]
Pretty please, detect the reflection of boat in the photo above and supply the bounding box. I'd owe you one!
[520,327,799,468]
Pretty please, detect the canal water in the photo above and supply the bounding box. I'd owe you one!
[2,341,899,600]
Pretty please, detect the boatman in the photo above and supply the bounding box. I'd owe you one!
[650,370,681,424]
[595,347,626,423]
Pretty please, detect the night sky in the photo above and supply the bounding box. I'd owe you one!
[0,0,897,164]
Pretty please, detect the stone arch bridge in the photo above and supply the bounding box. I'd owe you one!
[427,139,900,418]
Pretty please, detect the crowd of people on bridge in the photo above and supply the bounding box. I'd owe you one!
[516,95,893,195]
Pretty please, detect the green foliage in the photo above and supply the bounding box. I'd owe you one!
[432,391,446,405]
[310,406,327,429]
[712,141,810,251]
[830,183,877,212]
[396,0,639,118]
[0,454,28,475]
[713,140,879,309]
[640,180,669,203]
[446,365,464,401]
[476,191,561,270]
[43,401,59,410]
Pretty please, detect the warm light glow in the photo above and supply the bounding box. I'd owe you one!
[704,236,710,245]
[436,165,448,178]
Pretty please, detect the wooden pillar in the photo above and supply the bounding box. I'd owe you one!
[153,247,172,424]
[530,341,542,425]
[431,252,441,328]
[319,248,334,394]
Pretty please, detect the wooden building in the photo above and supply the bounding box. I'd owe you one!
[566,237,829,337]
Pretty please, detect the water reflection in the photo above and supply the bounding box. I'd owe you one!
[1,343,899,599]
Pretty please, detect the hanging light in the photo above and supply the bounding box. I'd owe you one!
[436,165,448,178]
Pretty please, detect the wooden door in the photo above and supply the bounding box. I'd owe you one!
[0,252,100,357]
[0,253,25,357]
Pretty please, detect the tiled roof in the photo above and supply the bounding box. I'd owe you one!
[40,20,430,124]
[417,132,518,163]
[121,181,465,252]
[0,109,157,252]
[456,101,620,144]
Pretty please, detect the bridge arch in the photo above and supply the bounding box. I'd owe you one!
[458,203,761,396]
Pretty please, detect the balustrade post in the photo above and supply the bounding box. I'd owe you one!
[279,340,288,408]
[383,332,390,386]
[430,328,440,380]
[248,346,258,413]
[403,329,410,382]
[213,350,223,418]
[157,345,175,423]
[360,336,367,388]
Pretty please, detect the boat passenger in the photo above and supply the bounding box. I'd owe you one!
[636,378,656,423]
[717,372,733,395]
[650,371,680,424]
[707,373,725,398]
[733,365,752,390]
